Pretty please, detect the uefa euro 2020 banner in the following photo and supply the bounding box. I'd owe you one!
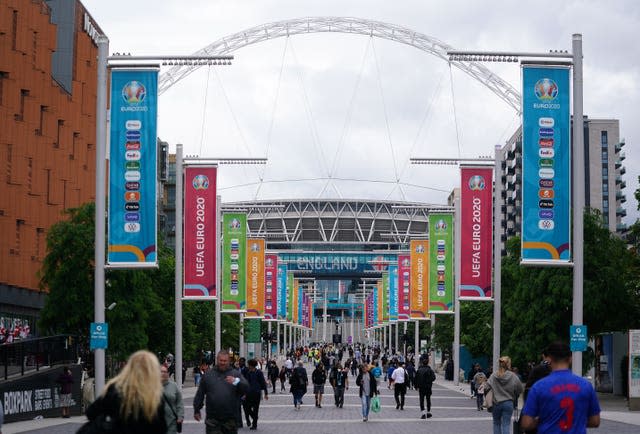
[246,239,265,318]
[183,166,217,298]
[397,255,411,321]
[108,69,158,267]
[410,240,429,319]
[460,166,493,299]
[264,254,279,320]
[277,264,287,320]
[222,213,247,311]
[388,265,398,322]
[429,213,454,313]
[521,65,571,265]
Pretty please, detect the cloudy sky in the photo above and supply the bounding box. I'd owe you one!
[82,0,639,224]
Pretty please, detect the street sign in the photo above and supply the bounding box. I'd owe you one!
[570,325,588,352]
[90,322,109,350]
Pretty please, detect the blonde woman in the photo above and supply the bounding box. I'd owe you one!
[81,350,166,434]
[485,356,523,434]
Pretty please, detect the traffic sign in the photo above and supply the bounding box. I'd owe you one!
[570,325,588,352]
[90,322,109,350]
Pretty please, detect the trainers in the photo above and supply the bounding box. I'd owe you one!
[427,412,433,418]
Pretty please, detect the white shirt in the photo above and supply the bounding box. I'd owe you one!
[391,367,406,384]
[284,359,293,369]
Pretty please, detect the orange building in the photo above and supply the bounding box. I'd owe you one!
[0,0,103,334]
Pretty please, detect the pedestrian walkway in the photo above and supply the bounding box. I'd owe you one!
[4,362,640,433]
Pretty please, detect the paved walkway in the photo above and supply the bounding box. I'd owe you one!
[4,363,640,433]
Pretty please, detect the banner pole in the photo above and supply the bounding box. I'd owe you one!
[175,144,183,388]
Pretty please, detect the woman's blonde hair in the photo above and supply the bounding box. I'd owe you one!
[103,350,162,423]
[498,356,512,375]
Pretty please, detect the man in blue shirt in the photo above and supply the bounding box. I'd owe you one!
[521,341,600,434]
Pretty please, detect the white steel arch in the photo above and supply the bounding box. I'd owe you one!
[158,17,521,113]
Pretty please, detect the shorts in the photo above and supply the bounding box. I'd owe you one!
[60,393,72,407]
[313,384,325,394]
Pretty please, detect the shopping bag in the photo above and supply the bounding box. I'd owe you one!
[483,389,494,412]
[370,395,381,413]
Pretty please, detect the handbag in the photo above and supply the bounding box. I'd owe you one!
[483,388,494,412]
[163,394,182,433]
[370,395,381,413]
[76,413,116,434]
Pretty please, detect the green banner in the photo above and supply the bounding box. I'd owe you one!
[245,318,262,343]
[286,272,294,322]
[382,271,389,324]
[429,213,454,313]
[222,214,247,311]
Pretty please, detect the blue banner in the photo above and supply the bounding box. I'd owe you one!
[278,252,397,274]
[108,69,158,267]
[277,264,288,320]
[389,265,398,322]
[521,65,571,264]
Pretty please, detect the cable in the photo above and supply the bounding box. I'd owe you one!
[448,62,463,159]
[198,66,212,156]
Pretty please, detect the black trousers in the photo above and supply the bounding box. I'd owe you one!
[419,388,432,412]
[334,386,345,407]
[242,393,261,427]
[394,383,407,408]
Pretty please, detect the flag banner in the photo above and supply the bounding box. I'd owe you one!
[108,68,158,267]
[521,65,571,265]
[222,214,247,311]
[297,280,304,326]
[382,272,390,324]
[287,272,294,322]
[410,240,429,319]
[377,280,384,326]
[460,166,493,299]
[368,293,375,329]
[293,278,300,325]
[246,239,265,318]
[277,264,287,320]
[398,255,411,320]
[183,166,217,298]
[264,254,278,320]
[389,265,399,322]
[429,214,454,313]
[372,283,379,327]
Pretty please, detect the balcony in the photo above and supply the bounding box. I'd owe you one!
[617,222,627,232]
[616,207,627,217]
[619,152,626,161]
[615,160,622,169]
[619,166,626,175]
[616,191,627,203]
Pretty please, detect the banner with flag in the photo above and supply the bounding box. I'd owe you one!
[389,265,398,322]
[245,239,265,318]
[398,255,411,320]
[277,264,287,320]
[264,254,278,320]
[222,213,246,311]
[429,213,454,313]
[410,240,429,319]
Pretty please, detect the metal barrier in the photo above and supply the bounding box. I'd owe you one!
[0,335,80,381]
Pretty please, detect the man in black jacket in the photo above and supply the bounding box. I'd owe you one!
[242,359,268,430]
[193,350,249,434]
[414,357,436,419]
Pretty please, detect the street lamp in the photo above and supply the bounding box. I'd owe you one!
[94,33,235,396]
[445,36,583,376]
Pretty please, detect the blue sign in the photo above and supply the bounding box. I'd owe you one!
[570,325,588,352]
[388,265,398,322]
[90,322,109,350]
[277,264,288,320]
[108,69,158,267]
[521,65,571,265]
[278,253,397,274]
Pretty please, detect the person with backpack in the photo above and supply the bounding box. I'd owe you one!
[415,357,436,419]
[311,363,327,408]
[391,361,408,410]
[330,363,349,408]
[289,360,308,410]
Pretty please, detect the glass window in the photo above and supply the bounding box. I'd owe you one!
[602,167,608,176]
[601,130,608,145]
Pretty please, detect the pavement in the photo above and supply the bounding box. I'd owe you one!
[4,362,640,433]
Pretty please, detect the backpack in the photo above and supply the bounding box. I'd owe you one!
[290,368,306,386]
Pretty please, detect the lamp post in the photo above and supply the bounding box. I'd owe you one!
[94,43,234,394]
[447,36,583,375]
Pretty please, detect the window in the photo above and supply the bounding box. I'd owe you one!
[0,71,7,105]
[602,167,608,177]
[13,219,25,255]
[35,228,44,260]
[601,130,608,145]
[38,106,47,135]
[46,169,52,204]
[603,199,609,209]
[601,150,608,163]
[71,132,79,160]
[6,144,12,183]
[602,182,608,193]
[11,10,18,51]
[27,158,33,193]
[55,120,64,148]
[16,89,29,121]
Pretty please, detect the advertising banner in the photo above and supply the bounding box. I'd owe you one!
[381,272,390,324]
[293,278,300,325]
[222,214,247,311]
[521,65,571,265]
[183,166,217,298]
[389,265,398,322]
[108,68,158,267]
[277,264,287,320]
[410,240,429,319]
[368,293,375,329]
[264,254,278,320]
[377,280,384,326]
[429,214,454,313]
[630,330,640,399]
[373,283,379,327]
[398,255,411,320]
[287,272,294,322]
[460,166,493,299]
[246,239,265,318]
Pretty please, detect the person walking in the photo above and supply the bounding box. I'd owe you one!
[356,364,379,422]
[485,356,524,434]
[193,350,249,434]
[242,359,268,430]
[415,357,436,419]
[311,363,327,408]
[289,360,308,410]
[162,364,185,434]
[81,350,166,434]
[520,342,600,434]
[278,364,287,392]
[473,370,487,411]
[267,361,279,394]
[391,361,408,410]
[331,363,349,408]
[56,366,74,418]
